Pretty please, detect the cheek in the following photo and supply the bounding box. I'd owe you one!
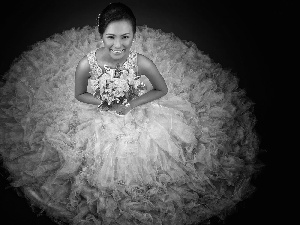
[125,39,134,46]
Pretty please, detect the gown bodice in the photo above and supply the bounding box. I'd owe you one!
[87,49,141,96]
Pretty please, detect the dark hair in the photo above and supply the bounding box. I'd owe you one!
[97,2,136,37]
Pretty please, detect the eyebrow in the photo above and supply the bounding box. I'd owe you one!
[105,33,130,36]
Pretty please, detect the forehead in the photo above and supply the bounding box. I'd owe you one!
[104,20,133,35]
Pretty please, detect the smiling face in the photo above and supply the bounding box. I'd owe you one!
[102,19,135,62]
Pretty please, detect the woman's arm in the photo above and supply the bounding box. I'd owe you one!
[129,54,168,109]
[74,56,102,105]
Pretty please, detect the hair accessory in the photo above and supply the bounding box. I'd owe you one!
[97,13,101,27]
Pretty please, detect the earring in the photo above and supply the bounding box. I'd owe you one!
[131,40,136,51]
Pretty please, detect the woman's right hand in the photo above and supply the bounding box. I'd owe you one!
[109,103,121,112]
[109,102,131,115]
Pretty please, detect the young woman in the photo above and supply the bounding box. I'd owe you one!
[74,1,198,197]
[72,2,203,223]
[75,3,168,116]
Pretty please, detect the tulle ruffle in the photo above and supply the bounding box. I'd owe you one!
[79,96,198,186]
[0,25,260,224]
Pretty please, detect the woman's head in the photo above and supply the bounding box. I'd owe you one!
[97,2,136,61]
[97,2,136,37]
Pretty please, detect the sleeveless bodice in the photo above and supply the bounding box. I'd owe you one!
[86,48,144,106]
[87,49,138,75]
[87,49,139,86]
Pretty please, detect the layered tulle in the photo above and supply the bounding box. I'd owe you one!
[0,25,260,224]
[78,96,197,186]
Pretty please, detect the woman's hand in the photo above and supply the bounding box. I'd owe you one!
[110,103,132,115]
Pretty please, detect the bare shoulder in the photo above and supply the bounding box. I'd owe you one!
[75,55,91,79]
[136,53,168,93]
[77,55,90,72]
[137,53,158,75]
[75,55,91,98]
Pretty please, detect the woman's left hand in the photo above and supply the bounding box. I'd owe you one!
[112,104,132,115]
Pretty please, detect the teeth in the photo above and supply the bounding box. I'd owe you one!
[111,50,123,53]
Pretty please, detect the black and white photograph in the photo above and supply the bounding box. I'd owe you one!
[0,0,289,224]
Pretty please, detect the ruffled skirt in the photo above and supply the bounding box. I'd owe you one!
[0,25,260,225]
[76,95,201,187]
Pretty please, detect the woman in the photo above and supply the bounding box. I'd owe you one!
[74,1,198,193]
[75,4,168,116]
[71,2,203,223]
[0,2,259,225]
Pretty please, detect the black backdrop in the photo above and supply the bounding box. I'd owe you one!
[0,0,292,224]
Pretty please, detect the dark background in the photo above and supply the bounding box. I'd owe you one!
[0,0,293,224]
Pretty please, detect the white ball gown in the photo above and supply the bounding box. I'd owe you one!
[0,26,260,225]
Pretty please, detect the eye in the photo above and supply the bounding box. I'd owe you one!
[107,36,114,39]
[123,36,129,39]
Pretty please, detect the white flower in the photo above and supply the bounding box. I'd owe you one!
[104,67,115,78]
[133,80,141,89]
[103,72,111,81]
[90,79,98,89]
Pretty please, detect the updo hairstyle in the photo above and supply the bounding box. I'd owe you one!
[97,2,136,37]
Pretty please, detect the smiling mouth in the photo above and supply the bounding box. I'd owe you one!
[111,49,125,54]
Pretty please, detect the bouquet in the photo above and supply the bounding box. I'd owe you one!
[91,64,147,110]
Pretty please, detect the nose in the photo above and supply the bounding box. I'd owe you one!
[114,39,122,48]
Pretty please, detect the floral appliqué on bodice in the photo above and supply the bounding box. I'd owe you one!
[87,49,145,108]
[87,49,140,91]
